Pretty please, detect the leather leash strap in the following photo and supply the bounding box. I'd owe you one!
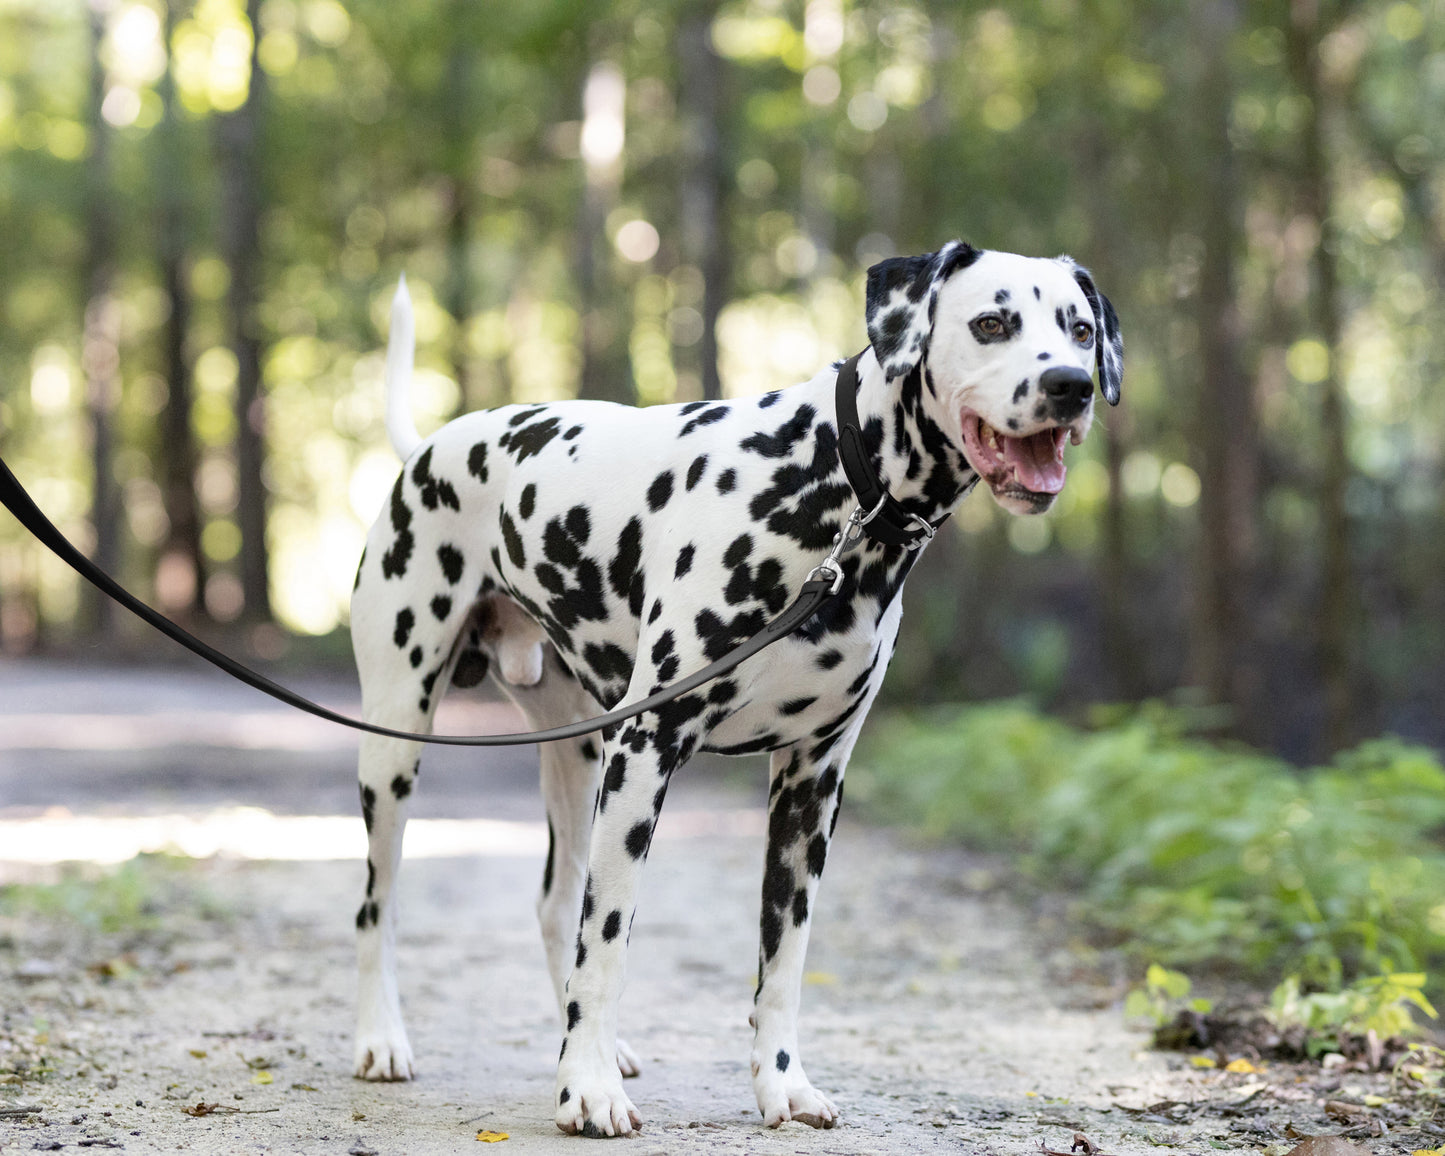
[0,452,833,747]
[0,351,936,747]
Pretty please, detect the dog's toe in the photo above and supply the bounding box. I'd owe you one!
[615,1037,642,1079]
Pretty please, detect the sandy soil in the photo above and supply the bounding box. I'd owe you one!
[0,660,1403,1155]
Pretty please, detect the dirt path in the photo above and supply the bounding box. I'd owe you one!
[1,660,1204,1154]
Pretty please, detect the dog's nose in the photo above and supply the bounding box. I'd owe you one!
[1038,366,1094,408]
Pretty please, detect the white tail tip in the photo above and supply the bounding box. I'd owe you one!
[384,275,421,460]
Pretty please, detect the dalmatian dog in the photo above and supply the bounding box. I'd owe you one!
[349,241,1122,1136]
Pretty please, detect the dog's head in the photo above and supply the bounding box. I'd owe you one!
[866,241,1122,515]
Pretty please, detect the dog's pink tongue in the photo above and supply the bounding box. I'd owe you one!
[1001,431,1066,494]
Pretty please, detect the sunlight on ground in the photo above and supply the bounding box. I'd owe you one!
[0,806,766,865]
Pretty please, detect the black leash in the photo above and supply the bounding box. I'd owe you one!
[0,350,938,746]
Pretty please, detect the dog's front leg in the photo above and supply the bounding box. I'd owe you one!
[553,716,696,1137]
[750,732,856,1128]
[353,731,422,1081]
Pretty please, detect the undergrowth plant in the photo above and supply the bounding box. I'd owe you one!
[852,701,1445,992]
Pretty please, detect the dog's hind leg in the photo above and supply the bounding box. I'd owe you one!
[748,726,861,1129]
[493,631,642,1080]
[350,531,471,1081]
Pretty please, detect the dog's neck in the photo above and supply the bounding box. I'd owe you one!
[845,349,979,527]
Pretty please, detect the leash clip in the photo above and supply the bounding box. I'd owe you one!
[806,501,876,595]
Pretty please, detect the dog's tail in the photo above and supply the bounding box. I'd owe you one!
[384,275,422,460]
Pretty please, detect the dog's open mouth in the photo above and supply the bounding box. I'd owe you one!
[960,409,1072,497]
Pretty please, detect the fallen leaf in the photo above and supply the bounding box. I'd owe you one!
[1285,1137,1372,1156]
[250,1070,273,1085]
[803,971,837,986]
[1190,1055,1217,1069]
[1411,1148,1445,1156]
[1224,1058,1258,1074]
[1361,1095,1387,1108]
[289,1082,318,1092]
[188,1049,207,1059]
[183,1102,221,1117]
[476,1131,509,1142]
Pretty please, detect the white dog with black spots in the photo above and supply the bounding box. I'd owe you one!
[348,241,1123,1136]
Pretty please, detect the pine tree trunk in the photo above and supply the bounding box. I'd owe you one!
[1287,0,1357,751]
[676,3,727,402]
[216,0,270,622]
[1190,0,1261,735]
[80,0,120,639]
[156,0,204,618]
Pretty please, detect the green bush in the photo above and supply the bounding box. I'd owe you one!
[852,701,1445,987]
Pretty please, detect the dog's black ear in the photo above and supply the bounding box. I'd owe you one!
[866,240,982,379]
[1058,258,1123,406]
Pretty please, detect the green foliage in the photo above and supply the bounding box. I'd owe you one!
[853,702,1445,986]
[1271,972,1438,1053]
[1124,962,1213,1026]
[0,853,217,933]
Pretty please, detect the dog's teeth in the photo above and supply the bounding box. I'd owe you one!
[1069,429,1082,445]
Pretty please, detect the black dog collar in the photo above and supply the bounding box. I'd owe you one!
[834,352,944,549]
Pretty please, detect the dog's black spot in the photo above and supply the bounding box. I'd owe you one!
[393,608,415,648]
[759,391,781,409]
[580,738,599,761]
[542,820,555,895]
[559,1086,571,1104]
[607,517,643,608]
[740,405,815,459]
[1038,351,1051,361]
[601,752,627,810]
[565,504,591,544]
[647,470,674,512]
[716,468,737,494]
[776,1049,790,1072]
[995,289,1011,304]
[391,774,411,800]
[815,649,844,671]
[567,1001,580,1030]
[792,888,810,926]
[807,833,828,876]
[1013,380,1029,404]
[602,910,622,942]
[519,483,536,520]
[685,454,708,491]
[680,404,728,437]
[451,646,489,687]
[356,900,379,929]
[674,544,695,579]
[430,594,451,621]
[411,447,460,511]
[360,784,376,833]
[680,401,706,415]
[647,598,663,624]
[1034,285,1041,299]
[500,415,562,462]
[437,543,464,585]
[500,509,526,568]
[564,424,583,440]
[780,696,816,716]
[575,939,586,968]
[625,820,653,860]
[467,442,489,482]
[381,477,414,578]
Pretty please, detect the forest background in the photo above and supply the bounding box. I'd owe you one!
[0,0,1439,764]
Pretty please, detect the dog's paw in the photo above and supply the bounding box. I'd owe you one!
[615,1037,642,1079]
[353,1030,415,1081]
[555,1067,641,1137]
[751,1051,837,1129]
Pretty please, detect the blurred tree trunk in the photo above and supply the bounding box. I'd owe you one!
[156,0,204,619]
[676,3,727,401]
[216,0,270,622]
[1287,0,1357,751]
[80,0,120,638]
[576,55,632,405]
[442,16,474,412]
[1189,0,1262,735]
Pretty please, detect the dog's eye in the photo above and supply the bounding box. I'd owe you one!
[1072,321,1094,344]
[977,316,1004,337]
